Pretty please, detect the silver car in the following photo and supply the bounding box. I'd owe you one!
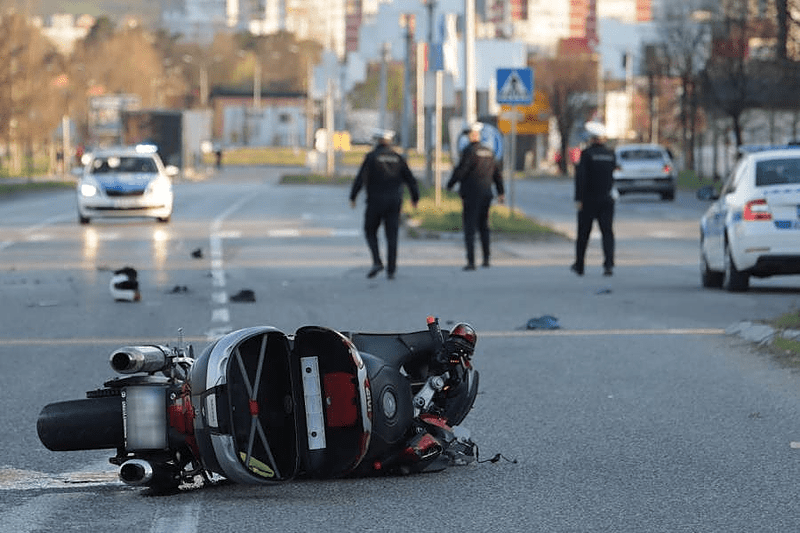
[613,143,677,201]
[77,146,176,224]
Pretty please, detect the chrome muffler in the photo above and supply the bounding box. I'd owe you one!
[119,459,154,486]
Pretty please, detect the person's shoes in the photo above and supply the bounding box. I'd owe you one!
[570,263,584,276]
[367,264,384,278]
[482,260,490,268]
[387,271,395,280]
[603,267,613,277]
[463,264,476,271]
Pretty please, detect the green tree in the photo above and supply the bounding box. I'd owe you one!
[348,61,404,112]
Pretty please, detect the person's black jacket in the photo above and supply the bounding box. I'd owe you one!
[447,142,504,200]
[350,144,420,204]
[574,142,616,203]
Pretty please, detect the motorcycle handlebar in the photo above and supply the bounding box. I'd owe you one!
[426,316,448,365]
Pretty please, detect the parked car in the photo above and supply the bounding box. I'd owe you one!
[699,147,800,291]
[77,146,176,224]
[613,143,677,201]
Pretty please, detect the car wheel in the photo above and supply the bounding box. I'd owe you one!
[700,251,723,288]
[661,190,675,201]
[157,215,171,223]
[79,214,90,225]
[723,242,749,292]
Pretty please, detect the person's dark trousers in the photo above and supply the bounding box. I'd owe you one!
[462,194,492,266]
[574,199,615,270]
[364,199,401,274]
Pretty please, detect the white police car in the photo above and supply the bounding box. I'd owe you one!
[77,145,176,224]
[699,147,800,291]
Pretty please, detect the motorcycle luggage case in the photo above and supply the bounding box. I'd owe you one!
[190,326,371,484]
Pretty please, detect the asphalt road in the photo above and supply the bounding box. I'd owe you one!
[2,167,800,532]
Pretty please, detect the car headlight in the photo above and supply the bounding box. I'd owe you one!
[146,178,172,196]
[80,182,98,197]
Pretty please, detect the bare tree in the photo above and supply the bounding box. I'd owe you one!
[533,54,597,175]
[699,0,797,148]
[0,11,63,174]
[74,22,169,108]
[656,0,712,171]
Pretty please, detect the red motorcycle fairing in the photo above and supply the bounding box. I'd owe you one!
[189,326,372,484]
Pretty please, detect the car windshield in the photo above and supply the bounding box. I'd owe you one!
[618,149,663,161]
[91,156,157,174]
[755,158,800,186]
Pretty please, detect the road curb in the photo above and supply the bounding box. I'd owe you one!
[727,321,800,347]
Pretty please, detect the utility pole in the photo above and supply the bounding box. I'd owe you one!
[400,13,416,157]
[464,0,476,125]
[379,42,390,131]
[424,0,436,185]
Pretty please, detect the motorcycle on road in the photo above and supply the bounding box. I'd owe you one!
[37,316,479,492]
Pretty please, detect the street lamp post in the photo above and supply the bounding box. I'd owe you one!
[424,0,436,185]
[464,0,476,125]
[400,13,416,157]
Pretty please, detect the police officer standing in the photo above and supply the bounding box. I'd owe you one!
[350,130,420,280]
[447,123,505,270]
[572,122,617,277]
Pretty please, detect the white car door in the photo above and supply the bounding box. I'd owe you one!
[705,162,748,269]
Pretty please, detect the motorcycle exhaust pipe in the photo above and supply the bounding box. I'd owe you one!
[119,459,154,486]
[119,459,178,490]
[110,346,169,374]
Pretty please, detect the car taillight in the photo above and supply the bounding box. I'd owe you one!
[663,164,672,174]
[743,199,772,221]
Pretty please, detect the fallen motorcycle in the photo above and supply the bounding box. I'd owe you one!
[37,316,479,492]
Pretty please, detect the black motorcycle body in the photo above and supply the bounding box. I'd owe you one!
[37,317,479,491]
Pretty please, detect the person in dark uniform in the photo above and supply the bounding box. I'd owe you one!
[350,130,420,280]
[447,123,505,270]
[572,122,617,277]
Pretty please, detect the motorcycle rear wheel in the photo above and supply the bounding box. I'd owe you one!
[37,396,124,451]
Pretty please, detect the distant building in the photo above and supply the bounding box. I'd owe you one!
[36,14,93,56]
[210,87,308,148]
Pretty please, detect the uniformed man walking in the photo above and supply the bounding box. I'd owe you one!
[447,123,505,270]
[572,122,617,277]
[350,130,420,280]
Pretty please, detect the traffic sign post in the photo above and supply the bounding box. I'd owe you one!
[496,68,533,217]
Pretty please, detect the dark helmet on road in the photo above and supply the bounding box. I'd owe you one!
[446,323,477,359]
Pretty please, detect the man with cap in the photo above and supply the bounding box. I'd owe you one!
[350,130,420,279]
[572,121,617,277]
[447,122,505,270]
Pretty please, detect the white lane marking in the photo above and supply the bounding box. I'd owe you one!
[0,213,73,251]
[212,291,228,305]
[149,498,202,533]
[267,229,301,237]
[212,308,230,323]
[207,195,256,340]
[332,229,361,237]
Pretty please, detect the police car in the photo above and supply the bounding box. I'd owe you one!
[699,146,800,291]
[77,145,176,224]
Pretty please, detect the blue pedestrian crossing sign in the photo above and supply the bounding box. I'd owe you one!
[496,68,533,105]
